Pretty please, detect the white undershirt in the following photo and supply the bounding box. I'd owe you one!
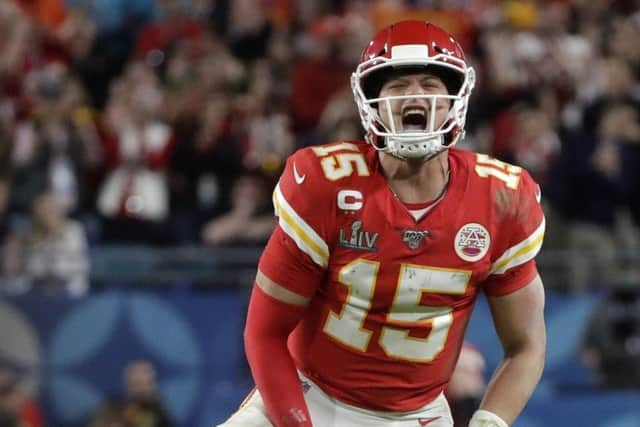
[408,206,434,221]
[407,189,447,221]
[405,170,450,221]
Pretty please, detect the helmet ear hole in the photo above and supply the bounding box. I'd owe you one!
[368,121,387,149]
[444,124,462,146]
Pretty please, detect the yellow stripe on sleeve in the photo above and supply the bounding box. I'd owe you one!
[273,185,329,268]
[490,218,545,275]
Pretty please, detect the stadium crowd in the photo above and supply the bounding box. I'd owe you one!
[0,0,639,293]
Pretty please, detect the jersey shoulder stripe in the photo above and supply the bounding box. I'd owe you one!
[273,183,330,268]
[490,215,545,275]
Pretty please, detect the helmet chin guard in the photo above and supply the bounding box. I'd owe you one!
[385,134,446,160]
[351,21,475,160]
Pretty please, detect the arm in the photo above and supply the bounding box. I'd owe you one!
[474,274,546,425]
[244,270,313,427]
[244,147,334,426]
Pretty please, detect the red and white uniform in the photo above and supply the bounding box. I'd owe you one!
[260,141,545,412]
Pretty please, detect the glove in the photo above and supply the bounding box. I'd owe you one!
[468,410,508,427]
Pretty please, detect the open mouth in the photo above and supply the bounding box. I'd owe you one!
[401,106,428,131]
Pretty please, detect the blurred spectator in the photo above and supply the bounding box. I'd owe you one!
[193,52,296,245]
[581,288,640,388]
[88,360,172,427]
[545,56,640,290]
[87,399,129,427]
[15,0,67,32]
[134,0,206,59]
[545,129,621,291]
[98,60,175,244]
[160,32,251,245]
[242,60,295,171]
[290,15,353,136]
[123,360,172,427]
[226,0,273,61]
[64,0,153,34]
[169,99,244,242]
[25,63,99,213]
[313,88,362,144]
[5,62,98,225]
[74,22,135,110]
[54,9,97,61]
[124,360,157,400]
[0,367,43,427]
[509,103,560,183]
[201,174,275,246]
[0,369,22,427]
[2,190,90,297]
[446,342,487,426]
[581,57,639,137]
[0,2,36,79]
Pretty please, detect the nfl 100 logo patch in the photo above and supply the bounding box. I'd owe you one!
[402,229,429,250]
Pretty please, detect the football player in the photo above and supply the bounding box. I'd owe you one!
[218,20,546,427]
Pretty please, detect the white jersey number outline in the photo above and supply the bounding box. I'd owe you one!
[323,259,471,362]
[312,142,370,181]
[474,153,522,190]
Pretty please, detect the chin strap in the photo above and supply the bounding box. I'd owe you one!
[468,410,509,427]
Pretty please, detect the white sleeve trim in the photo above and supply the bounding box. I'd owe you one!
[489,217,545,275]
[273,183,330,268]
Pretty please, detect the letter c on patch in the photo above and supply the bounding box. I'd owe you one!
[338,190,363,211]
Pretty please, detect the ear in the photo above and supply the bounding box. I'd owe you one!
[445,124,463,146]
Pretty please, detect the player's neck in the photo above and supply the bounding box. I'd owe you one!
[379,151,450,204]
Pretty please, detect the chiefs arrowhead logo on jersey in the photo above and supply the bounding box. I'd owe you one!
[454,222,491,262]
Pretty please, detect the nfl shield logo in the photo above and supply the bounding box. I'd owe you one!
[403,230,429,250]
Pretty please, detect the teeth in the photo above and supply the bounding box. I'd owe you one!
[401,107,427,130]
[402,107,426,118]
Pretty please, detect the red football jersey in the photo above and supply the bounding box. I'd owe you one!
[259,141,545,412]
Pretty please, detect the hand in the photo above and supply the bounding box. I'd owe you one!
[599,105,640,142]
[201,214,246,245]
[591,139,619,177]
[617,106,640,142]
[469,410,508,427]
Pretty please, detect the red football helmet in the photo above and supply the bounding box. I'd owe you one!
[351,20,475,159]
